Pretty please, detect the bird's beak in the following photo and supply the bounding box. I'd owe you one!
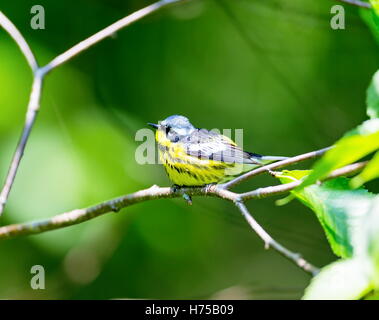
[148,123,159,129]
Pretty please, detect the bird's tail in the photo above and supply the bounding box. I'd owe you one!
[230,152,288,177]
[259,155,289,161]
[248,152,289,164]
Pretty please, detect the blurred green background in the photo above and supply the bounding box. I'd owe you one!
[0,0,378,299]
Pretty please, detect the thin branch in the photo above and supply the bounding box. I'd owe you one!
[325,161,368,180]
[0,74,43,215]
[334,0,372,8]
[0,148,330,239]
[0,156,368,275]
[0,10,42,215]
[0,11,38,71]
[0,1,372,277]
[0,185,229,240]
[240,161,368,200]
[0,180,320,275]
[42,0,184,74]
[240,180,301,200]
[0,182,320,275]
[0,153,365,238]
[0,0,184,215]
[234,201,319,276]
[222,146,332,189]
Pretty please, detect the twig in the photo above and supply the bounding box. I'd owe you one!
[42,0,184,74]
[0,1,371,277]
[0,11,38,71]
[0,149,334,239]
[0,185,230,240]
[0,13,41,215]
[222,147,332,189]
[0,0,184,215]
[334,0,372,8]
[0,75,44,215]
[234,201,319,276]
[0,158,368,275]
[240,181,301,200]
[324,161,368,180]
[239,161,368,200]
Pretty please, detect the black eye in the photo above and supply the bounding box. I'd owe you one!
[165,125,171,135]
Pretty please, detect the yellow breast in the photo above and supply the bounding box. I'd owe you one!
[155,129,253,186]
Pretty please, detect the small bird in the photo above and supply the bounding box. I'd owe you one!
[148,115,287,187]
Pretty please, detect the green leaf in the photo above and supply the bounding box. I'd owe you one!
[303,258,373,300]
[367,70,379,119]
[364,196,379,287]
[361,8,379,45]
[365,292,379,300]
[281,171,379,299]
[350,151,379,188]
[370,1,379,15]
[279,170,374,258]
[277,169,310,183]
[303,196,379,300]
[298,119,379,189]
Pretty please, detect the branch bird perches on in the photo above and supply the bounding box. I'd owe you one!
[0,0,372,277]
[0,0,184,216]
[0,147,368,276]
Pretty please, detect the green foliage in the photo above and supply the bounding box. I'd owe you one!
[370,1,379,15]
[367,70,379,119]
[289,68,379,296]
[285,61,379,298]
[366,0,379,42]
[361,10,379,44]
[347,71,379,187]
[351,151,379,188]
[1,0,379,300]
[279,170,374,258]
[297,119,379,189]
[361,3,379,45]
[365,197,379,287]
[279,169,379,299]
[303,258,373,300]
[297,67,379,191]
[304,197,379,300]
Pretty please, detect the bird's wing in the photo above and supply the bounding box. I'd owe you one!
[183,129,261,164]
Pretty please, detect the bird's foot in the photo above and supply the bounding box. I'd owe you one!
[171,184,192,205]
[182,193,193,205]
[204,183,217,193]
[171,184,181,193]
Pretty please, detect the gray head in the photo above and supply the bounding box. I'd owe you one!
[148,115,196,142]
